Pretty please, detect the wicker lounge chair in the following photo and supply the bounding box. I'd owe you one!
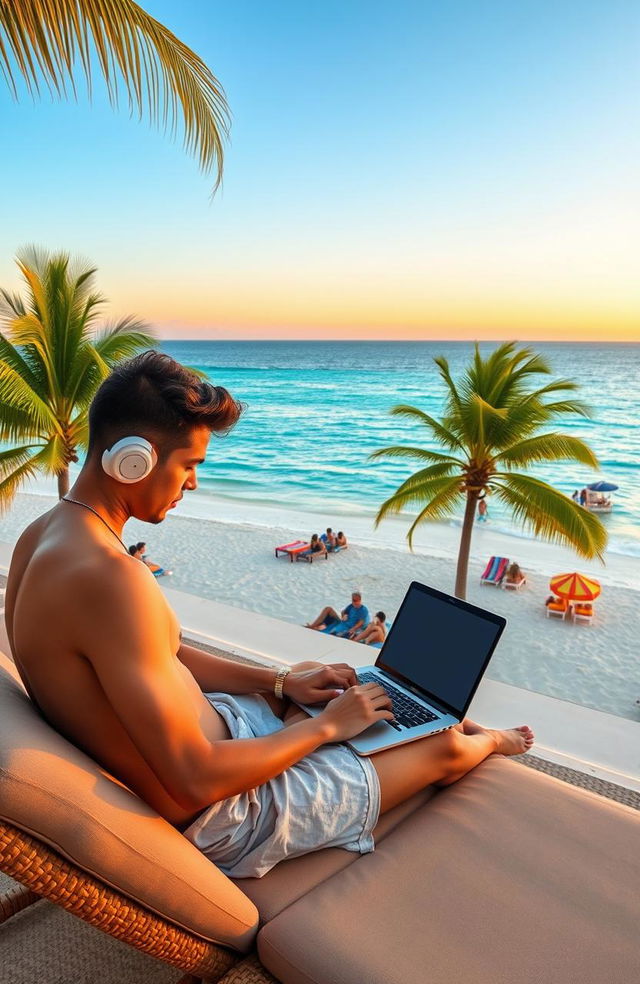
[480,556,509,586]
[2,648,640,984]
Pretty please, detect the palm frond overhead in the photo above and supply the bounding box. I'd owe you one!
[0,0,230,189]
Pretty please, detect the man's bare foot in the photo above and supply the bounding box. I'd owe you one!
[462,719,535,755]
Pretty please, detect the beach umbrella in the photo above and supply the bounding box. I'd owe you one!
[549,572,601,601]
[587,481,618,492]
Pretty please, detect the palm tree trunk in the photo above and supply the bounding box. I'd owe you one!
[57,468,69,499]
[455,492,478,599]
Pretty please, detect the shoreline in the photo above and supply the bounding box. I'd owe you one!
[1,489,639,723]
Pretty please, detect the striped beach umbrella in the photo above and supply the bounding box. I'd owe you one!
[549,572,601,601]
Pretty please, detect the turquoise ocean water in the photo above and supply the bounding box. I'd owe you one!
[161,341,640,558]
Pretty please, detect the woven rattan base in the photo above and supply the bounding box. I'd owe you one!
[0,820,239,982]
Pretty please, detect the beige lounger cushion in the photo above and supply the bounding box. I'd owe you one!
[0,651,258,951]
[258,755,640,984]
[236,785,436,923]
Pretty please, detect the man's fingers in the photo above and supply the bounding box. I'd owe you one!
[370,693,393,712]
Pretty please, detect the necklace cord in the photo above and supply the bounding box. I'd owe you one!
[62,496,129,554]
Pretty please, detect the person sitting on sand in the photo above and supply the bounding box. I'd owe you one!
[299,533,327,559]
[306,591,370,638]
[131,540,172,577]
[5,349,535,882]
[334,530,348,551]
[320,527,336,551]
[352,612,387,645]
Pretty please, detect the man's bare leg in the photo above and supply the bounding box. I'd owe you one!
[275,662,534,813]
[306,606,340,630]
[371,721,534,814]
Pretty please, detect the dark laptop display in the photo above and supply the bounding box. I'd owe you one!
[375,582,505,719]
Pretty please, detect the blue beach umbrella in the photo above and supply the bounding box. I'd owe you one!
[587,481,619,492]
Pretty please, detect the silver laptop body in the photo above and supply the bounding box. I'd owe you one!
[296,580,506,756]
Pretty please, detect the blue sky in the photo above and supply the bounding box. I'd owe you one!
[0,0,638,339]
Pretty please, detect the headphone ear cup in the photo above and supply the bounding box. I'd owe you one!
[102,438,157,484]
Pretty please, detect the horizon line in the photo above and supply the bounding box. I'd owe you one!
[158,337,640,344]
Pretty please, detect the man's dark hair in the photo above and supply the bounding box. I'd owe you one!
[88,350,244,456]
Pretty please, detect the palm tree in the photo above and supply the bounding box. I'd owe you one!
[0,245,156,505]
[0,1,229,190]
[370,343,607,600]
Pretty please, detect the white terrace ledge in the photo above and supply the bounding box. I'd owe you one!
[1,538,638,795]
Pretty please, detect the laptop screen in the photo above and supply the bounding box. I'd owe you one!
[376,581,506,719]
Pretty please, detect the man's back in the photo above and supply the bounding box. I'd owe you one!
[6,504,230,826]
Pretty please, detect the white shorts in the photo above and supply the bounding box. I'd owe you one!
[182,693,381,879]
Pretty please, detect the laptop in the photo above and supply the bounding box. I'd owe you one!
[296,580,506,756]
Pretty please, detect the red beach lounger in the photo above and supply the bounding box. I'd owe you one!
[275,540,310,562]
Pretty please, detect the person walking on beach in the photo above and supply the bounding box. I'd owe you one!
[306,591,370,638]
[477,498,488,522]
[579,487,588,506]
[5,350,534,880]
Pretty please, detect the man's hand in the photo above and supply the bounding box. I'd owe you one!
[319,683,395,742]
[283,662,358,705]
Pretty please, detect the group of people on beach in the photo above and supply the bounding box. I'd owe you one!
[306,591,388,646]
[299,527,348,559]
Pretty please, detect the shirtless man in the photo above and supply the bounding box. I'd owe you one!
[5,351,534,879]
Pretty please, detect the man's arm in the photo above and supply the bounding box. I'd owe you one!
[76,558,340,812]
[177,641,278,695]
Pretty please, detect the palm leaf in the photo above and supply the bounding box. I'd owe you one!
[0,0,230,189]
[368,445,464,467]
[389,405,463,451]
[374,472,463,526]
[496,433,599,469]
[492,473,607,559]
[404,478,465,547]
[0,454,42,514]
[0,359,62,435]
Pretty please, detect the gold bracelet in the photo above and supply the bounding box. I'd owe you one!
[274,666,291,700]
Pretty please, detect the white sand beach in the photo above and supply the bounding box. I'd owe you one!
[1,490,639,723]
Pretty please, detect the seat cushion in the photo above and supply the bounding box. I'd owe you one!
[234,785,436,923]
[258,756,640,984]
[0,652,258,950]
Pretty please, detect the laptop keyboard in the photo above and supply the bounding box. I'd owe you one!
[357,672,439,731]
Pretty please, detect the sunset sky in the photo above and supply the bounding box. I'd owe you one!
[0,0,638,341]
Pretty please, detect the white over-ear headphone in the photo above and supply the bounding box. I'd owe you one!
[101,437,158,484]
